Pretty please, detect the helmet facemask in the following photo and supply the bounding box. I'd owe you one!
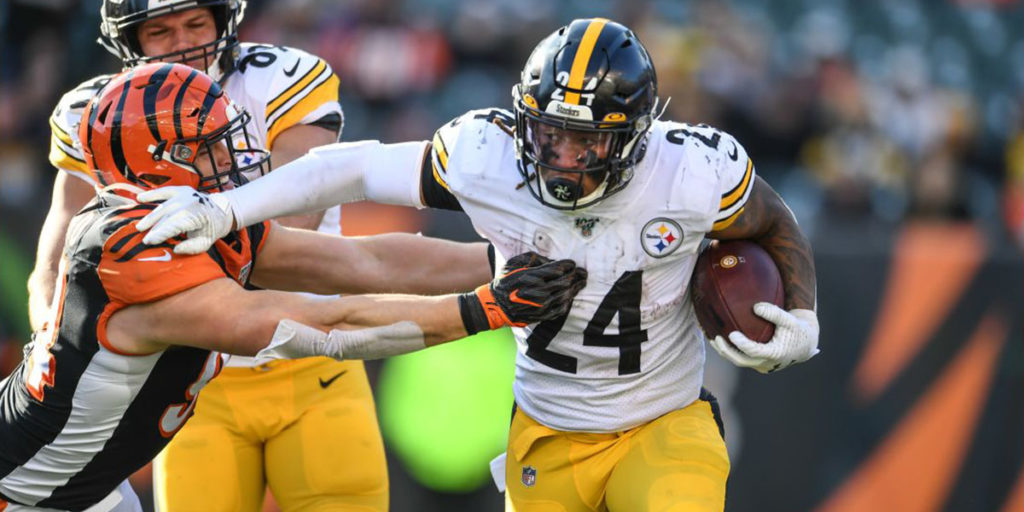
[156,106,270,192]
[514,85,651,210]
[101,0,245,82]
[512,18,657,211]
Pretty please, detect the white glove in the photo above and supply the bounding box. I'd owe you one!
[708,304,819,374]
[135,186,236,255]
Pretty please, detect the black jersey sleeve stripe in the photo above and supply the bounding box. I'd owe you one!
[419,146,462,211]
[204,245,230,276]
[265,60,326,120]
[108,230,141,254]
[54,143,87,164]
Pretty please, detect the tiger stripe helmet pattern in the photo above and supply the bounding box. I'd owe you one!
[80,62,269,192]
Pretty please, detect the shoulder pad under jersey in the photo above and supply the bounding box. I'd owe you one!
[428,108,515,191]
[49,74,114,183]
[232,43,342,147]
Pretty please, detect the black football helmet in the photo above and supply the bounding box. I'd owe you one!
[514,18,658,210]
[100,0,246,82]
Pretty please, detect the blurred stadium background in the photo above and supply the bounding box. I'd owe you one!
[1,0,1022,510]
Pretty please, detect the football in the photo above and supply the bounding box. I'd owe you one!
[691,240,785,343]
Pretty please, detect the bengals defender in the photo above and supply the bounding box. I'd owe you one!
[26,1,442,510]
[0,63,585,512]
[136,19,820,511]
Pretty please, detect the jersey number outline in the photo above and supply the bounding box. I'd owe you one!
[666,125,721,149]
[158,352,223,438]
[525,271,649,375]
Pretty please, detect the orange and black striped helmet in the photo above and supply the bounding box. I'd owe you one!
[80,62,269,192]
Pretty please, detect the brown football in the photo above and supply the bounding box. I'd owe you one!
[691,240,785,343]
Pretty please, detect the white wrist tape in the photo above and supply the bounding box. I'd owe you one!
[325,320,426,360]
[257,319,427,362]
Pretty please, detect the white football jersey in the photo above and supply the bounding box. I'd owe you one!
[430,109,755,432]
[48,42,343,235]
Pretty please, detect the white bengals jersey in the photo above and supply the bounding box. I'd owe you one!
[427,109,755,432]
[48,44,343,370]
[48,42,343,235]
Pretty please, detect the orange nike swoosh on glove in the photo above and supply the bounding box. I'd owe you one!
[509,290,542,308]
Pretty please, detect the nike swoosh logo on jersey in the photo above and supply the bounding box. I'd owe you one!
[138,249,172,262]
[318,370,347,388]
[509,290,541,308]
[728,141,739,161]
[283,60,301,77]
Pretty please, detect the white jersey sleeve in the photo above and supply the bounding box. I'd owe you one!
[48,74,113,187]
[227,43,342,149]
[425,108,517,204]
[661,123,756,231]
[708,128,755,230]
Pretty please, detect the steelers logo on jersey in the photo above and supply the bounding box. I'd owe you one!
[641,217,683,258]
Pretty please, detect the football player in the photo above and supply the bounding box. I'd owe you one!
[135,19,820,511]
[26,1,464,509]
[0,63,585,512]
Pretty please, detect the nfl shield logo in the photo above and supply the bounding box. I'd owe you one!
[521,466,537,487]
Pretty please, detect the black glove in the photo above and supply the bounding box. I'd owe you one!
[458,251,588,334]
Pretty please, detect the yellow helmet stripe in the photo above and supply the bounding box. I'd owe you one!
[564,18,608,105]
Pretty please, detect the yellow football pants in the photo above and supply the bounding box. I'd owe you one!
[154,357,387,512]
[505,390,729,512]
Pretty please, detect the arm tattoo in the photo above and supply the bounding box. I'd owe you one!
[712,177,816,310]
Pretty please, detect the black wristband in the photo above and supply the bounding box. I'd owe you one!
[458,292,489,335]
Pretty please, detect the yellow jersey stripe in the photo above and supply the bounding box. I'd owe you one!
[719,158,753,211]
[432,132,450,172]
[431,160,451,191]
[564,18,608,105]
[50,118,74,146]
[713,206,745,231]
[266,60,327,119]
[266,74,340,148]
[48,143,88,173]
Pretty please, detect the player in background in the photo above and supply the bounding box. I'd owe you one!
[135,18,819,512]
[0,63,585,512]
[26,1,493,510]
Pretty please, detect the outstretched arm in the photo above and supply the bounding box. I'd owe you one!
[252,224,492,295]
[263,123,340,230]
[106,252,585,359]
[135,140,430,251]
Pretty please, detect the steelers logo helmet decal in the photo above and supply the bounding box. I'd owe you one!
[641,218,684,258]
